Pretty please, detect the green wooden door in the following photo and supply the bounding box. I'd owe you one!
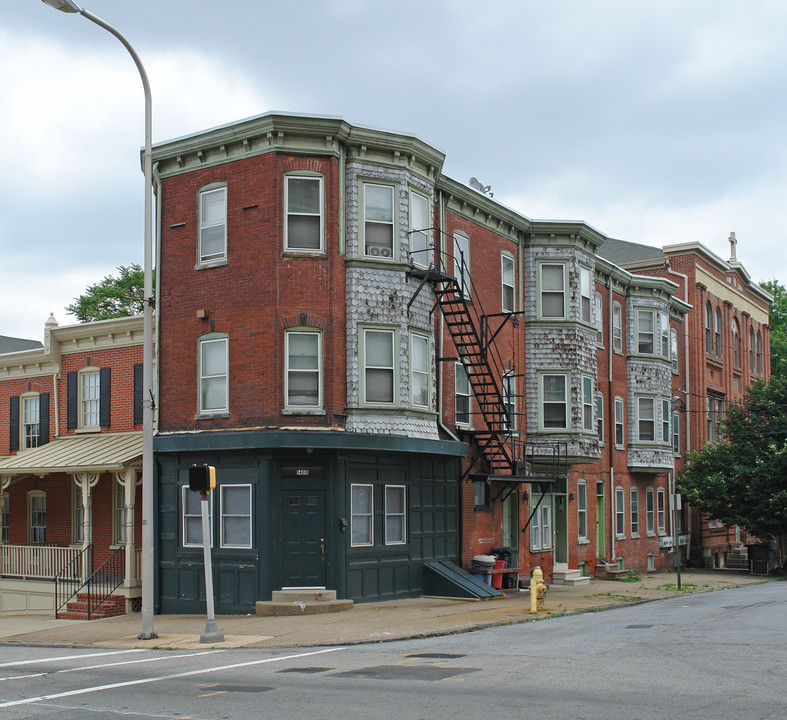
[279,489,327,587]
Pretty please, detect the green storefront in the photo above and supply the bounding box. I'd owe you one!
[154,430,465,614]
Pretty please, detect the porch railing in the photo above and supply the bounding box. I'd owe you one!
[1,544,83,580]
[56,546,126,619]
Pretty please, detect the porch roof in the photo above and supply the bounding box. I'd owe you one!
[0,432,142,476]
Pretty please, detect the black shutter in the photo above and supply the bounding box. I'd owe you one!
[9,396,19,451]
[99,367,111,427]
[39,393,50,446]
[66,371,77,430]
[133,363,143,425]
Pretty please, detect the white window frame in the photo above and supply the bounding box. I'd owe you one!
[455,362,472,427]
[285,330,322,410]
[409,191,431,268]
[614,397,625,447]
[21,393,40,450]
[182,485,213,548]
[612,301,623,353]
[715,307,722,358]
[615,486,625,539]
[220,484,252,549]
[541,373,568,430]
[501,254,515,313]
[453,232,471,298]
[363,182,395,260]
[285,174,324,252]
[597,392,604,443]
[637,397,655,442]
[580,267,592,324]
[362,327,396,406]
[594,292,604,343]
[351,484,373,547]
[662,398,671,444]
[672,412,680,455]
[28,490,46,545]
[503,371,516,432]
[113,479,126,546]
[0,494,8,544]
[630,488,640,536]
[540,262,565,320]
[530,498,553,551]
[79,369,101,430]
[577,481,588,541]
[582,375,594,432]
[384,485,406,545]
[410,332,430,409]
[71,483,87,544]
[660,312,670,358]
[657,487,667,535]
[198,185,227,264]
[198,335,229,415]
[671,328,679,373]
[637,309,654,355]
[645,487,655,536]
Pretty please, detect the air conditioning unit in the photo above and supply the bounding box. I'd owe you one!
[367,245,392,258]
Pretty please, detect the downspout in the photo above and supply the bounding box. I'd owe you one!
[152,161,163,432]
[52,372,60,437]
[610,466,615,562]
[606,276,615,563]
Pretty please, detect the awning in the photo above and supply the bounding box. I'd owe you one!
[0,432,142,476]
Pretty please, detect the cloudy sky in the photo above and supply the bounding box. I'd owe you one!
[2,1,785,341]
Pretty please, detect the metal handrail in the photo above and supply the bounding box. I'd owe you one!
[54,546,126,619]
[54,545,92,616]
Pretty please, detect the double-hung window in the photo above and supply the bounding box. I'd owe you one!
[540,263,565,319]
[756,330,763,374]
[364,183,395,259]
[199,186,227,263]
[637,397,655,441]
[351,484,373,547]
[410,333,430,409]
[612,302,623,352]
[113,480,127,545]
[385,485,406,545]
[731,318,741,367]
[285,330,322,409]
[614,397,625,447]
[220,484,252,548]
[577,481,588,541]
[705,302,713,353]
[671,329,679,373]
[199,336,229,414]
[672,412,680,454]
[503,371,516,432]
[660,313,670,358]
[715,307,722,358]
[182,485,212,547]
[594,293,603,343]
[615,487,625,538]
[749,326,756,370]
[542,373,567,429]
[363,329,395,405]
[453,233,470,298]
[582,376,594,432]
[455,362,471,426]
[645,488,655,535]
[501,254,515,313]
[597,392,604,442]
[580,267,592,323]
[410,192,430,268]
[630,488,640,535]
[80,370,101,429]
[1,495,8,544]
[637,310,654,354]
[662,399,671,444]
[530,501,552,551]
[657,488,666,535]
[28,491,46,545]
[285,175,323,251]
[22,395,40,449]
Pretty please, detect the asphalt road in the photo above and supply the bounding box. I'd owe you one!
[0,581,783,720]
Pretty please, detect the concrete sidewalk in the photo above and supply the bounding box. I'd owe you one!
[0,570,776,651]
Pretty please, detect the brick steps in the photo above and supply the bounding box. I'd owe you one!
[58,593,126,620]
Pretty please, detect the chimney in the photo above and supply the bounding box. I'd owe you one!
[729,231,737,262]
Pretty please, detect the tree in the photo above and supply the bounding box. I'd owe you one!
[761,278,787,381]
[66,264,149,323]
[677,376,787,567]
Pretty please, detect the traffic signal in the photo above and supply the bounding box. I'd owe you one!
[189,464,216,492]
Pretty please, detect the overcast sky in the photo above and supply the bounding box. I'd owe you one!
[2,1,785,341]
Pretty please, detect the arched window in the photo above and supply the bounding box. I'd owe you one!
[749,326,756,370]
[714,307,722,358]
[756,330,763,374]
[731,318,740,367]
[705,302,713,353]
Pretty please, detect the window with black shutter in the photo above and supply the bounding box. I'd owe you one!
[9,396,19,451]
[66,371,77,430]
[133,364,143,425]
[100,367,111,427]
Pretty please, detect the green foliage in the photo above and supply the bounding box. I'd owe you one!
[66,265,150,323]
[761,278,787,381]
[677,376,787,544]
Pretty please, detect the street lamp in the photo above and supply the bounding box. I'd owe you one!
[42,0,157,639]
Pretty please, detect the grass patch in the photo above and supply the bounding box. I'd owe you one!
[584,591,642,603]
[655,582,703,593]
[617,569,642,583]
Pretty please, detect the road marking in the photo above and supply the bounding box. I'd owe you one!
[199,690,228,698]
[55,650,221,674]
[0,647,345,709]
[0,649,145,668]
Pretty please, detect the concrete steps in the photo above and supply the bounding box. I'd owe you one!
[551,568,591,586]
[726,547,749,570]
[255,589,354,617]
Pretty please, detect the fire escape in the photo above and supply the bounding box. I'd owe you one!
[408,245,567,499]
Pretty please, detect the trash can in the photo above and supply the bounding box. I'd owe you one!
[493,546,518,589]
[491,559,506,588]
[747,544,773,575]
[471,554,496,584]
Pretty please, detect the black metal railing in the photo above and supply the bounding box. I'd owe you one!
[54,546,125,619]
[54,545,92,616]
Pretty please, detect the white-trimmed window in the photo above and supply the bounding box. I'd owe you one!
[113,480,127,545]
[615,487,625,539]
[363,183,395,259]
[285,330,322,409]
[220,484,252,548]
[363,328,395,405]
[756,330,763,374]
[707,395,724,443]
[410,333,430,409]
[385,485,406,545]
[453,233,470,298]
[1,494,8,544]
[612,301,623,352]
[749,326,756,370]
[731,318,741,367]
[198,335,229,414]
[455,362,471,426]
[22,394,40,449]
[582,376,594,432]
[671,328,679,373]
[409,191,430,268]
[615,397,625,447]
[645,487,655,535]
[501,254,515,313]
[530,500,552,551]
[657,488,666,535]
[542,373,568,430]
[715,307,722,358]
[580,267,592,323]
[351,484,373,547]
[28,490,46,545]
[637,397,655,442]
[662,399,671,444]
[80,369,100,429]
[72,484,87,543]
[503,371,516,432]
[182,485,213,547]
[594,293,603,343]
[705,302,713,353]
[199,186,227,263]
[540,263,565,319]
[672,412,680,455]
[597,392,604,442]
[577,481,588,541]
[637,309,654,355]
[660,312,670,358]
[285,175,323,251]
[630,488,639,536]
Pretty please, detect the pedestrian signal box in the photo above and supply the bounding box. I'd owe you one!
[189,464,216,492]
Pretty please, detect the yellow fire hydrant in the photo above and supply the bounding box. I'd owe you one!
[529,566,547,614]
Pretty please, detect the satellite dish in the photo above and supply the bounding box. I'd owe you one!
[469,177,485,193]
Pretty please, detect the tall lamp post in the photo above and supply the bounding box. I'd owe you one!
[42,0,157,639]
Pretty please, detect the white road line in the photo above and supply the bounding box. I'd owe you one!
[0,649,145,668]
[0,647,345,709]
[55,650,221,674]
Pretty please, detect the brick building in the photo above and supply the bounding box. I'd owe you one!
[0,314,144,616]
